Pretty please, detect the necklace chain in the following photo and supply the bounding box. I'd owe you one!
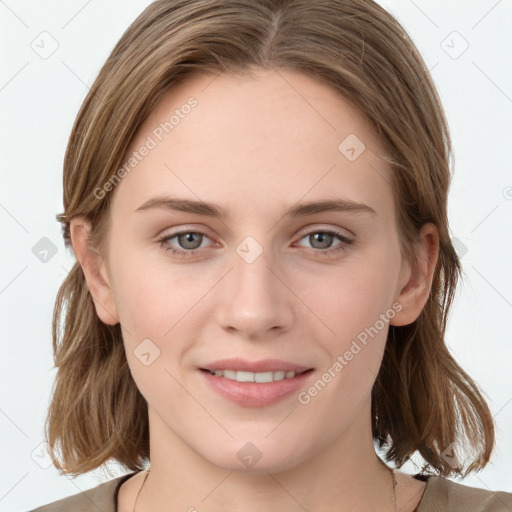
[132,469,149,512]
[132,465,397,512]
[390,466,398,512]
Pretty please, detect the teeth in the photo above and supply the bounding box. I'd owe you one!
[207,369,298,382]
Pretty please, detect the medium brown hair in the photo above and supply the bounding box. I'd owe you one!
[47,0,495,477]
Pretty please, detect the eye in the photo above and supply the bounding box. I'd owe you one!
[295,228,354,257]
[158,230,212,258]
[157,227,354,259]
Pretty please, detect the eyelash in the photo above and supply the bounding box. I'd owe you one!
[157,228,354,259]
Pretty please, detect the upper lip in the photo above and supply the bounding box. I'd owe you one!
[200,358,313,373]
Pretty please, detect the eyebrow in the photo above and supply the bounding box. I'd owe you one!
[134,195,377,218]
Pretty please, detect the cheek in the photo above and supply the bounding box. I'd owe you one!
[107,242,179,339]
[302,267,395,411]
[108,243,216,366]
[311,258,397,338]
[303,248,400,394]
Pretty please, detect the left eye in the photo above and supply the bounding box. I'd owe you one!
[158,228,354,258]
[296,229,354,253]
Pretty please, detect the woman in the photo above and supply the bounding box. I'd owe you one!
[30,0,512,511]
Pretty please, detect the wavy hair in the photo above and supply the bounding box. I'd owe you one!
[46,0,495,477]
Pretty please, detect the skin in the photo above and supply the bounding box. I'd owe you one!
[71,68,438,512]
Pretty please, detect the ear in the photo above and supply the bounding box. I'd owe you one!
[69,216,120,325]
[390,222,439,327]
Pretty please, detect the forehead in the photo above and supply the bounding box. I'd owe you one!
[111,68,395,224]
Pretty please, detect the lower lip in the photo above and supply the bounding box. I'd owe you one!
[198,369,315,407]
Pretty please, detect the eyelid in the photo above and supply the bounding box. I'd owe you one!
[296,224,354,240]
[157,225,215,240]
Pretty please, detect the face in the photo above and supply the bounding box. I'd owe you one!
[77,68,431,474]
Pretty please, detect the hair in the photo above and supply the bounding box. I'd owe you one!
[46,0,495,478]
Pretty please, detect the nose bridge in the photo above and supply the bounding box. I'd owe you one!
[232,234,280,302]
[235,243,274,291]
[216,234,294,336]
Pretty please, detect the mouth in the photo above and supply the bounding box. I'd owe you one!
[198,367,316,407]
[199,368,314,383]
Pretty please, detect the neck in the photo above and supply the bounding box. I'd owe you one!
[135,396,398,512]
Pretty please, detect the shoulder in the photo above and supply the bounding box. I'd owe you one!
[417,475,512,512]
[27,473,135,512]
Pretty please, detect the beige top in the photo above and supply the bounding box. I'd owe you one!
[29,471,512,511]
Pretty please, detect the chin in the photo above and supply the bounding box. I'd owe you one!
[199,437,308,474]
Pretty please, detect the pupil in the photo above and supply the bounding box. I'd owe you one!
[313,232,331,249]
[180,233,201,249]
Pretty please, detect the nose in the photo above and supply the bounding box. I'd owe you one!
[215,240,295,339]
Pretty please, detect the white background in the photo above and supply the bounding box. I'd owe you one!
[1,1,511,510]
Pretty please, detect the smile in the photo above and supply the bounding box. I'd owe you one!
[202,368,310,383]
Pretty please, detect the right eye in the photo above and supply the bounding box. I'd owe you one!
[157,230,213,258]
